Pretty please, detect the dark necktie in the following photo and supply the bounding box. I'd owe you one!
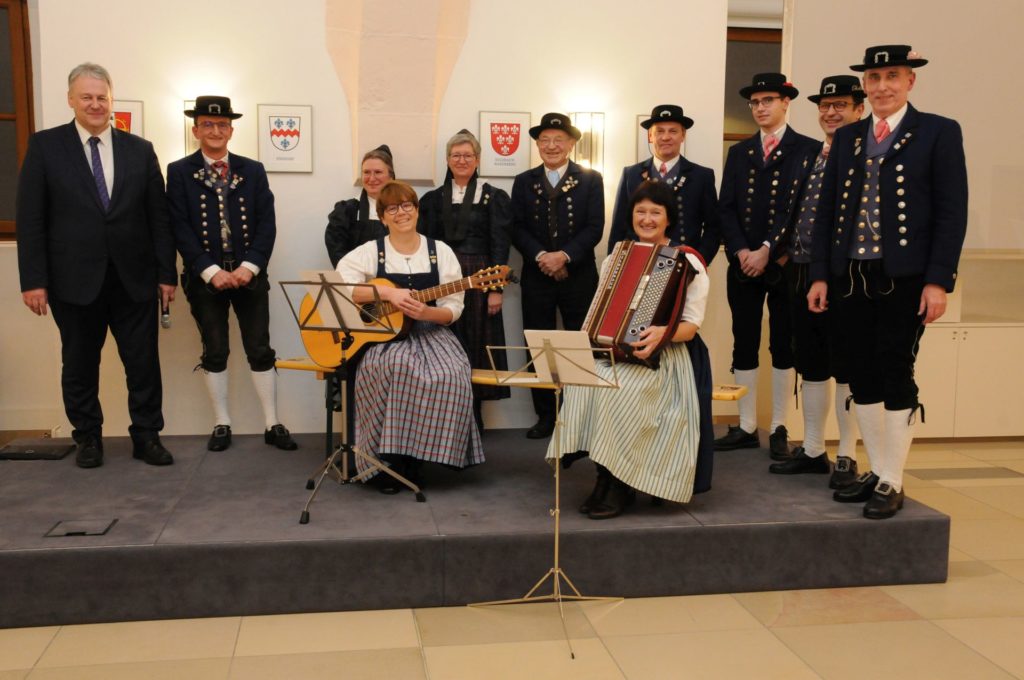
[88,137,110,211]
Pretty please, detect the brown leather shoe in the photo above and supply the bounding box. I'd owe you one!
[829,456,859,489]
[579,465,611,514]
[863,482,905,519]
[588,478,636,520]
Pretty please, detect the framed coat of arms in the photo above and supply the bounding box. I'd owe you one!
[478,111,531,177]
[257,104,313,173]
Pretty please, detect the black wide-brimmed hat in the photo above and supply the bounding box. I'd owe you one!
[184,96,243,119]
[640,104,694,130]
[529,112,581,140]
[807,75,866,104]
[851,44,928,72]
[739,73,799,100]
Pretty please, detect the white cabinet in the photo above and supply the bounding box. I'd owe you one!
[953,327,1024,437]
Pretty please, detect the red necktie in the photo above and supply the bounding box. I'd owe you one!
[212,160,228,180]
[763,134,778,160]
[659,162,668,176]
[874,119,891,144]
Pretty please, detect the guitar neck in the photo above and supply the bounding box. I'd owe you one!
[377,276,477,315]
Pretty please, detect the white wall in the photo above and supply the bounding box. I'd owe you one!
[3,0,730,435]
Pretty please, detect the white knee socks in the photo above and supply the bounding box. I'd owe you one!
[771,368,793,432]
[734,368,758,433]
[251,368,279,429]
[882,408,915,492]
[801,379,830,458]
[834,382,858,460]
[855,401,884,480]
[203,370,231,427]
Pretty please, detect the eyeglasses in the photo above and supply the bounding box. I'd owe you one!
[383,201,417,216]
[449,153,477,161]
[537,137,570,148]
[747,96,780,109]
[817,101,851,113]
[197,121,232,131]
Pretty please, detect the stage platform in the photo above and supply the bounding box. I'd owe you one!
[0,429,949,629]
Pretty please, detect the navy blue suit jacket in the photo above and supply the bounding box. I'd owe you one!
[607,157,721,265]
[510,161,604,269]
[810,104,968,291]
[166,151,277,278]
[719,127,819,261]
[16,121,175,305]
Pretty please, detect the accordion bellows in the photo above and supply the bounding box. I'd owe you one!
[583,240,695,366]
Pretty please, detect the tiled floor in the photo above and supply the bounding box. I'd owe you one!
[2,441,1023,679]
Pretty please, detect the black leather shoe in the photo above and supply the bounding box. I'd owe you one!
[579,465,611,514]
[863,482,905,519]
[132,439,174,466]
[588,478,636,520]
[207,425,232,452]
[265,424,298,450]
[769,425,791,461]
[769,446,830,474]
[75,436,104,469]
[832,471,879,503]
[713,425,759,451]
[829,456,859,489]
[526,418,555,439]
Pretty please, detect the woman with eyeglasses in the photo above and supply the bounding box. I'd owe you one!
[418,130,513,431]
[325,144,395,267]
[336,181,484,493]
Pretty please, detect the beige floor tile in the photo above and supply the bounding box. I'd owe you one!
[987,559,1024,582]
[774,620,1015,679]
[948,547,976,562]
[1004,460,1024,474]
[228,648,425,680]
[957,486,1024,518]
[603,629,817,680]
[415,602,595,647]
[35,618,239,668]
[881,561,1024,619]
[0,671,28,680]
[907,487,1016,520]
[578,594,761,637]
[905,459,1000,470]
[0,627,58,671]
[734,587,920,628]
[935,617,1024,678]
[937,478,1024,489]
[950,518,1024,560]
[955,444,1024,461]
[26,657,230,680]
[424,638,623,680]
[901,475,941,491]
[234,610,418,657]
[904,449,977,465]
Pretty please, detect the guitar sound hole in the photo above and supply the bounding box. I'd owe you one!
[359,304,379,324]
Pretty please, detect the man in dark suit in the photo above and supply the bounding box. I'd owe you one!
[16,62,176,468]
[715,73,818,458]
[809,45,968,518]
[167,96,297,453]
[607,104,720,265]
[511,112,604,438]
[768,76,865,484]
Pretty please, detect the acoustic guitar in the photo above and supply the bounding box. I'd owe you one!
[300,265,511,368]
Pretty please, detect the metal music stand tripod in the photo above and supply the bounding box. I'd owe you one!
[280,273,425,526]
[471,331,620,659]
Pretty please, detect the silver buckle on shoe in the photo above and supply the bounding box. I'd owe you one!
[835,458,852,472]
[875,482,895,496]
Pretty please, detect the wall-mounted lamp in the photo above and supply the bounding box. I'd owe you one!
[570,112,605,175]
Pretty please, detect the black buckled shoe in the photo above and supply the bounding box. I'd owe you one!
[132,439,174,466]
[768,446,830,474]
[713,425,759,451]
[579,465,611,514]
[207,425,232,452]
[75,436,104,469]
[769,425,791,461]
[587,478,636,520]
[863,482,905,519]
[832,471,879,503]
[526,417,555,439]
[829,456,859,489]
[265,424,298,450]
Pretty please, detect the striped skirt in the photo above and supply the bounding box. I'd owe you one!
[354,321,484,472]
[545,342,701,503]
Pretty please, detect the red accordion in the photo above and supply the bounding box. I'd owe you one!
[582,240,696,367]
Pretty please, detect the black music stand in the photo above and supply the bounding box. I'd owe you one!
[280,273,426,525]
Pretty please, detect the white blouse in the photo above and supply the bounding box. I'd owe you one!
[337,235,465,321]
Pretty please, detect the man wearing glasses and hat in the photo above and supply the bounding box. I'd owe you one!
[808,46,968,519]
[769,76,865,485]
[607,105,720,265]
[511,112,604,439]
[167,96,298,453]
[716,73,818,458]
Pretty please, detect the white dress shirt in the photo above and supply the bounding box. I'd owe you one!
[75,121,113,198]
